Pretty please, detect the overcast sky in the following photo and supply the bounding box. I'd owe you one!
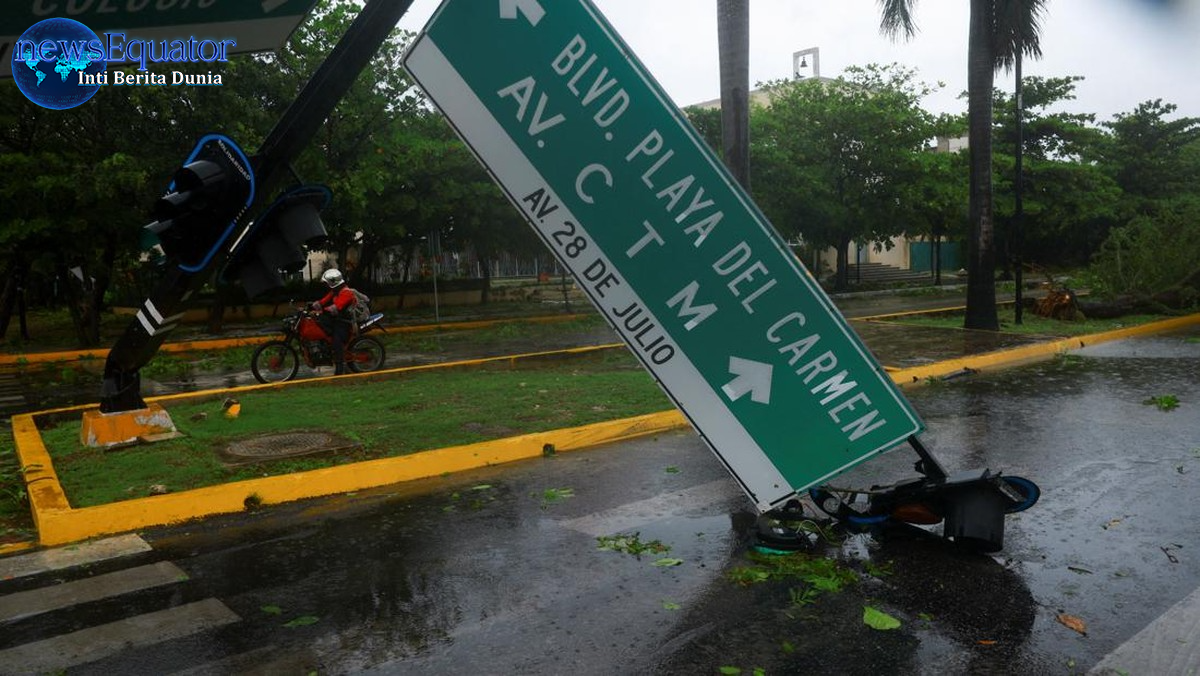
[396,0,1200,124]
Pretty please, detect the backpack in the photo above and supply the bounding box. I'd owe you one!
[348,288,371,323]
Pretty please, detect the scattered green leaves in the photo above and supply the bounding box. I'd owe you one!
[727,567,771,586]
[664,466,680,474]
[661,599,681,610]
[283,615,320,628]
[653,558,683,567]
[538,487,575,508]
[260,605,283,615]
[596,532,670,557]
[863,606,902,631]
[1143,394,1181,411]
[727,551,857,607]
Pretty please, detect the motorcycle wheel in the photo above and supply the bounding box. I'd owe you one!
[251,341,300,384]
[346,336,386,373]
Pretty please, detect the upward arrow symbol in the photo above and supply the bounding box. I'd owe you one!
[721,357,774,405]
[499,0,545,26]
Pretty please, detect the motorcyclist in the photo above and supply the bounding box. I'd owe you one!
[311,268,357,375]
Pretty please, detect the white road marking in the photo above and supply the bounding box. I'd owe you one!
[0,561,188,623]
[1090,585,1200,674]
[0,534,151,581]
[0,599,239,674]
[560,479,740,536]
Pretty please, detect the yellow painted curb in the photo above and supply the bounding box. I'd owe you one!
[0,313,593,367]
[8,312,1197,549]
[889,313,1200,385]
[23,410,687,547]
[0,541,35,557]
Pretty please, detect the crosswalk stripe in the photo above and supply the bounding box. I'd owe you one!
[0,561,188,623]
[1089,584,1200,674]
[0,599,240,674]
[559,479,739,536]
[0,534,151,581]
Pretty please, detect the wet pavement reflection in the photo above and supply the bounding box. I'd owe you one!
[38,325,1192,674]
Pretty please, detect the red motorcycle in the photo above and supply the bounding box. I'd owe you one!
[250,306,387,383]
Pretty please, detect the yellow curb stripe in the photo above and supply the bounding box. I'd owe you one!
[0,541,35,557]
[852,304,969,322]
[889,313,1200,385]
[0,314,594,366]
[28,410,688,547]
[9,312,1197,549]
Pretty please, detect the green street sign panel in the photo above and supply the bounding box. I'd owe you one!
[1,0,319,78]
[403,0,924,510]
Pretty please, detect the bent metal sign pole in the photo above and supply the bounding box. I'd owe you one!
[403,0,924,511]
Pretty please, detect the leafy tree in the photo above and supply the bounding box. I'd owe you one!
[880,0,1048,330]
[1096,99,1200,213]
[684,105,723,158]
[751,64,938,290]
[1088,195,1200,303]
[990,76,1121,268]
[1085,99,1200,306]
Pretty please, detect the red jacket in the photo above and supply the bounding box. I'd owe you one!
[318,285,356,315]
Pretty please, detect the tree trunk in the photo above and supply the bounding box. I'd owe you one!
[932,225,943,286]
[964,0,1000,330]
[397,240,416,310]
[716,0,750,190]
[57,257,100,347]
[0,259,19,340]
[834,237,851,291]
[479,253,492,305]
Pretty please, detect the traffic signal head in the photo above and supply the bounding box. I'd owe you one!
[224,185,331,298]
[144,135,256,272]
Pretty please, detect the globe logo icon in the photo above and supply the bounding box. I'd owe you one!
[11,18,107,111]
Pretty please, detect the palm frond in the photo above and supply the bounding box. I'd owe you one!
[878,0,920,40]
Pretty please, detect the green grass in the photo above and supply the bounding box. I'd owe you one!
[886,312,1167,337]
[0,430,35,543]
[38,349,668,508]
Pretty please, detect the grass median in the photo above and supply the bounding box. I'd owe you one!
[36,348,669,509]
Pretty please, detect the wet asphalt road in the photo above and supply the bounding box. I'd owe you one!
[3,325,1197,674]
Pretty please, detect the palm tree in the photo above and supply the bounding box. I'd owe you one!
[879,0,1046,330]
[716,0,750,189]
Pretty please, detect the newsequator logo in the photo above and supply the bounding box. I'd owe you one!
[11,16,236,110]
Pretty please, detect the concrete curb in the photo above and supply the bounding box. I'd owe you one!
[886,313,1200,385]
[0,313,593,367]
[7,312,1199,551]
[16,409,685,547]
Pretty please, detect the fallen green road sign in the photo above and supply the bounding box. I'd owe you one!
[403,0,924,510]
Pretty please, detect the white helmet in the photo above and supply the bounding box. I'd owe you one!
[321,269,345,288]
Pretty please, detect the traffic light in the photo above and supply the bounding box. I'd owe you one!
[223,184,331,298]
[144,134,256,272]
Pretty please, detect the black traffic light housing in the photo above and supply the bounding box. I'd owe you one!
[144,134,256,272]
[223,184,331,298]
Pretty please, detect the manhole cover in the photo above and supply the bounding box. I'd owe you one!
[221,431,360,466]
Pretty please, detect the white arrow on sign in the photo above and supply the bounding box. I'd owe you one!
[721,357,774,405]
[499,0,545,26]
[262,0,289,13]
